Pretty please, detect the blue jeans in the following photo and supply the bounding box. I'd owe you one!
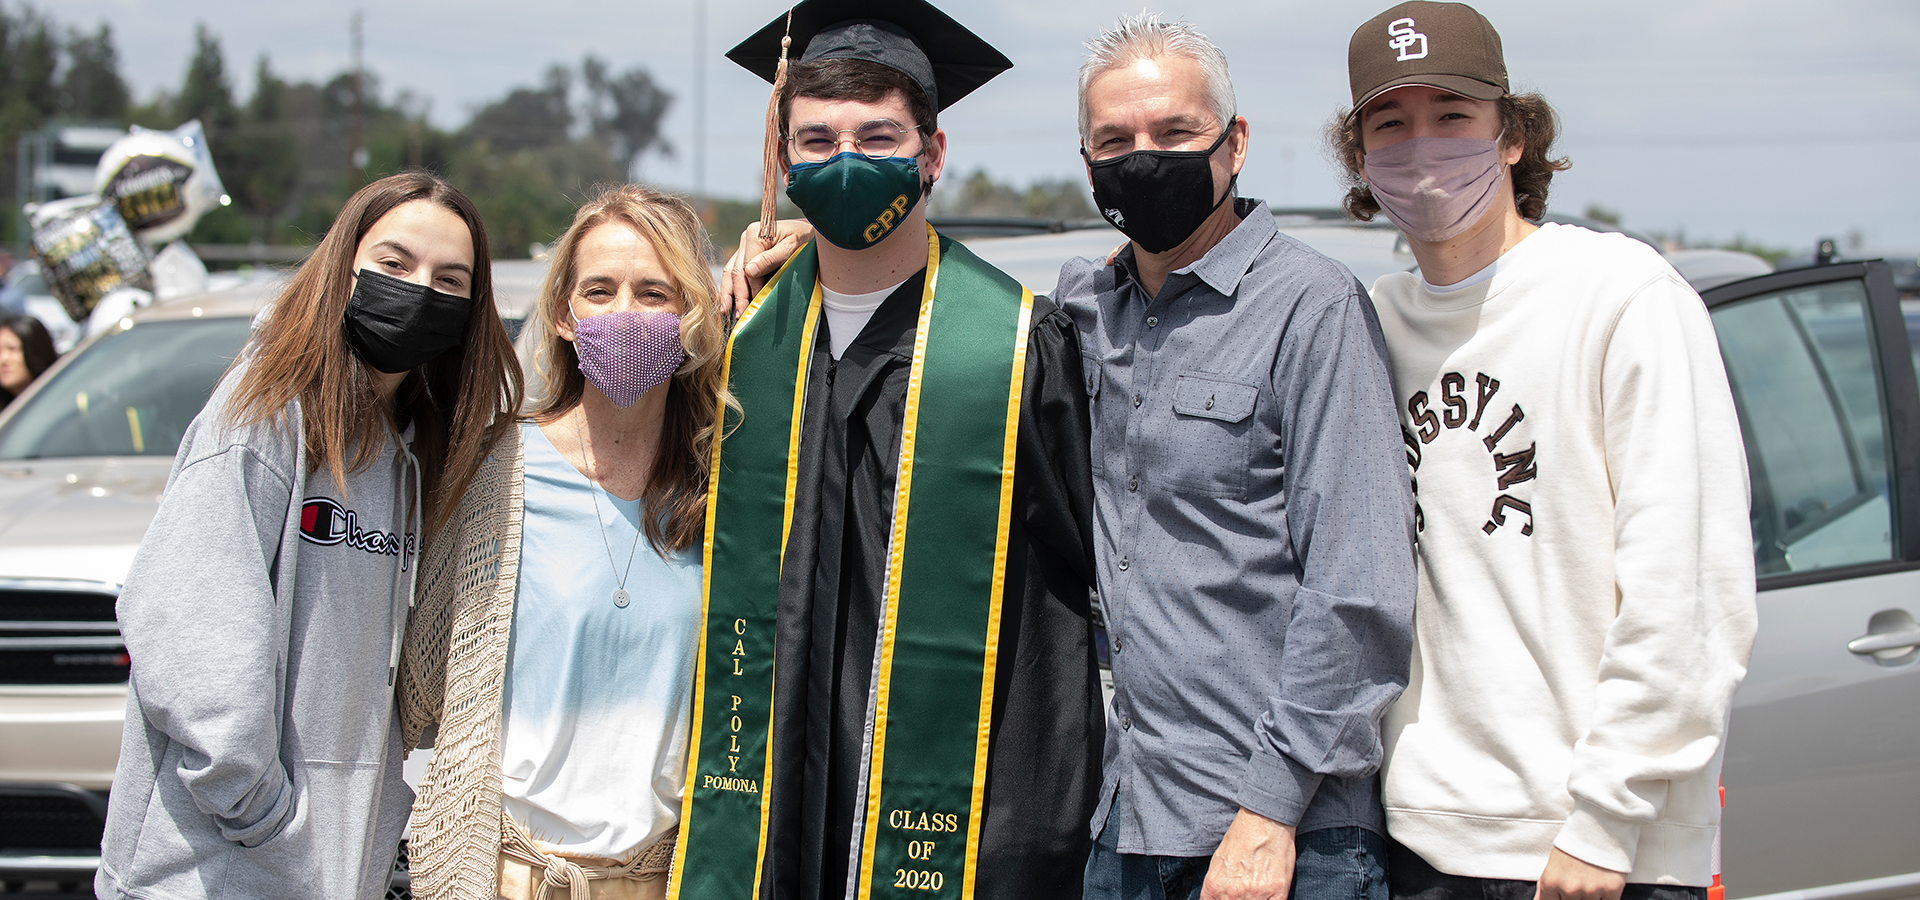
[1084,806,1388,900]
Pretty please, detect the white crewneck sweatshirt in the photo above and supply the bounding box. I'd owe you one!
[1370,224,1757,885]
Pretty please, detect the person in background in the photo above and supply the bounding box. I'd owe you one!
[1329,4,1756,899]
[398,184,732,900]
[0,314,58,406]
[96,171,522,900]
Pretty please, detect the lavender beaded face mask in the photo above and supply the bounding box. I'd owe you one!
[570,307,686,407]
[1362,136,1507,243]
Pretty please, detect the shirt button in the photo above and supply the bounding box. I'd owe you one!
[1146,315,1159,328]
[1122,716,1132,730]
[1132,393,1142,408]
[1127,476,1138,492]
[1112,638,1121,653]
[1117,557,1130,571]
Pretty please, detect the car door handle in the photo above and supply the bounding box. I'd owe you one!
[1848,628,1920,655]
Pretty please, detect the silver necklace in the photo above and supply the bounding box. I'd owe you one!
[573,409,643,608]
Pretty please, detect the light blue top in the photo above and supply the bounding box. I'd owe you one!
[500,420,702,858]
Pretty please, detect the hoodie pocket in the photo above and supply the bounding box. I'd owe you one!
[219,760,384,898]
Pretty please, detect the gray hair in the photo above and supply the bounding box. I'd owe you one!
[1077,14,1237,145]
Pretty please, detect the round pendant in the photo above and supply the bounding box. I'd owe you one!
[613,588,631,608]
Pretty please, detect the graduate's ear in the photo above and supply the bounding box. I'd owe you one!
[920,128,948,189]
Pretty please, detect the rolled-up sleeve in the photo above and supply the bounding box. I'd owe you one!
[1235,285,1419,826]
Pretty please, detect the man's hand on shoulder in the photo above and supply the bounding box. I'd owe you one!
[722,219,814,317]
[1200,808,1296,900]
[1533,847,1626,900]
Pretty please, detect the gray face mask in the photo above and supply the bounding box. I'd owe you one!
[1362,136,1507,243]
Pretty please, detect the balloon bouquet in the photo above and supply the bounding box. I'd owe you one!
[23,120,231,342]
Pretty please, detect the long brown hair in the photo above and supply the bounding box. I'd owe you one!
[0,314,58,380]
[226,171,523,537]
[528,183,733,553]
[1328,92,1570,222]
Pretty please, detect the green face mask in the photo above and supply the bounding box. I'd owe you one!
[785,152,923,250]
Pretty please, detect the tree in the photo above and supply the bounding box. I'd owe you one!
[175,23,237,139]
[227,55,301,240]
[932,169,1096,220]
[1,6,60,122]
[582,55,673,175]
[464,64,571,154]
[59,23,128,121]
[0,4,60,242]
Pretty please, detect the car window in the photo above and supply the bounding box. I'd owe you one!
[1711,280,1893,576]
[0,317,253,460]
[11,270,47,297]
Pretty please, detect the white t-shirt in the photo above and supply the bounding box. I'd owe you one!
[1370,224,1756,885]
[499,421,702,859]
[821,278,907,359]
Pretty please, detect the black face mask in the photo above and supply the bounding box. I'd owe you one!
[1083,129,1235,254]
[343,268,471,374]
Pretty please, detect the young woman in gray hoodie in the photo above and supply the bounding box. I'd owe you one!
[96,172,523,900]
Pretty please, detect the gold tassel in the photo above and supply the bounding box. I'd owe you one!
[758,11,794,242]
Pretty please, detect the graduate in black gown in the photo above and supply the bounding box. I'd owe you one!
[703,2,1103,898]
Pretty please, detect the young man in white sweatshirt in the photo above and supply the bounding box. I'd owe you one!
[1328,4,1758,899]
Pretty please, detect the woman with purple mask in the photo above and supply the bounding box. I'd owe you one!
[397,184,734,900]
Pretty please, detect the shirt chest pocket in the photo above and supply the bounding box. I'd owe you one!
[1083,354,1113,476]
[1155,373,1257,498]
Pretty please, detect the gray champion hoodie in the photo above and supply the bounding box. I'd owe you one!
[98,367,421,900]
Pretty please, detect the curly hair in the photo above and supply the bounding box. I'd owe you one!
[1327,92,1569,223]
[527,182,736,553]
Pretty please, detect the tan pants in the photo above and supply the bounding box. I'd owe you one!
[497,853,667,900]
[496,812,674,900]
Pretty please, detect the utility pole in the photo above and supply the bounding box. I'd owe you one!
[693,0,708,222]
[350,11,367,185]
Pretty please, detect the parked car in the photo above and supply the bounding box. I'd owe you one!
[1701,260,1920,900]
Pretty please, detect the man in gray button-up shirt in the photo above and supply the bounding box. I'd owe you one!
[1058,16,1418,900]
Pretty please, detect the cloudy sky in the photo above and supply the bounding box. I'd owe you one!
[50,0,1920,252]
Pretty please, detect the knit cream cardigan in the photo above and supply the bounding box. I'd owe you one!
[398,423,527,898]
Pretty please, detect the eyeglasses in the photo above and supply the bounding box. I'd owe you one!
[785,119,921,163]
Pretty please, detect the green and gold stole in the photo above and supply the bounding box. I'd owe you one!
[671,225,1032,900]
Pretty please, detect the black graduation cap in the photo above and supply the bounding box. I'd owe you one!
[726,0,1013,112]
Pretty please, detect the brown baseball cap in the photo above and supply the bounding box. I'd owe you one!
[1348,1,1507,117]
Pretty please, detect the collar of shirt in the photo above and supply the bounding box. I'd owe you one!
[1113,198,1277,302]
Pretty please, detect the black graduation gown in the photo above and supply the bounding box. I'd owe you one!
[761,268,1102,900]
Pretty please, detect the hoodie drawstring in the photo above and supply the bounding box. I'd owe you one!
[389,434,423,687]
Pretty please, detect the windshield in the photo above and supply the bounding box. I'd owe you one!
[0,317,253,460]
